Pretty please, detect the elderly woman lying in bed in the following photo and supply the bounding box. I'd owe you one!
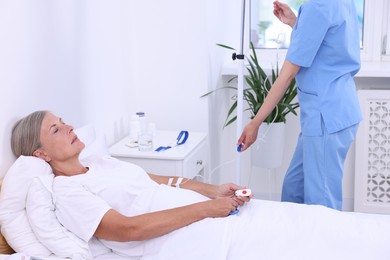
[8,110,390,259]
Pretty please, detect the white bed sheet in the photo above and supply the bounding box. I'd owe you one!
[2,198,390,260]
[0,252,133,260]
[140,191,390,260]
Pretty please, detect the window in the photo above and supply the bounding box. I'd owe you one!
[249,0,390,67]
[250,0,365,49]
[360,0,389,62]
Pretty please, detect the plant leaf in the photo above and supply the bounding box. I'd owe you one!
[200,86,237,98]
[216,43,236,51]
[212,41,300,128]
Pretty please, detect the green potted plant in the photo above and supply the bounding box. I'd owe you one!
[202,42,299,168]
[202,41,299,128]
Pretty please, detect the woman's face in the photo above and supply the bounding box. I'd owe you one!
[36,112,85,162]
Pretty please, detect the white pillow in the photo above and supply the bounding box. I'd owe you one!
[26,176,91,259]
[76,125,110,160]
[0,125,109,257]
[0,156,52,256]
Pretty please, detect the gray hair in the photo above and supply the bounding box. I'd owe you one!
[11,110,48,157]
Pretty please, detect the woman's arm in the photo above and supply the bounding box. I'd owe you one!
[54,176,239,243]
[94,197,237,242]
[148,173,217,197]
[147,173,250,202]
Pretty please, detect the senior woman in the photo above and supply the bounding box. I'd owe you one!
[11,110,252,258]
[10,111,390,259]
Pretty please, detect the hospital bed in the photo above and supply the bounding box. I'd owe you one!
[0,125,390,260]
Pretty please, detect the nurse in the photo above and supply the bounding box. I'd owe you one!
[237,0,361,210]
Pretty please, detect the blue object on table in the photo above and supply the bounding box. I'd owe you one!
[155,130,189,152]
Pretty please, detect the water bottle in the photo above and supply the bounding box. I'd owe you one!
[137,112,153,151]
[129,114,141,143]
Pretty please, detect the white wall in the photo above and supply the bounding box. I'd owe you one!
[0,0,214,178]
[0,1,135,177]
[0,1,89,177]
[128,1,211,133]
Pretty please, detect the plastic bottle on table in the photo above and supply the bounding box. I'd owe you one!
[137,112,153,151]
[129,114,141,143]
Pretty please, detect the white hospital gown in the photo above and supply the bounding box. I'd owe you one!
[53,156,390,260]
[52,155,211,258]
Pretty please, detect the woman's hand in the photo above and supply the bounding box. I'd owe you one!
[202,197,240,218]
[273,1,297,28]
[237,120,260,152]
[215,183,253,206]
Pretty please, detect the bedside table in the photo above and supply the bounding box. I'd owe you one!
[109,130,208,180]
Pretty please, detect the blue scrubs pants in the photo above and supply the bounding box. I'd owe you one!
[281,123,359,210]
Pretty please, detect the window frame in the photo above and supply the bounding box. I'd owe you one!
[247,0,390,72]
[360,0,383,62]
[383,0,390,59]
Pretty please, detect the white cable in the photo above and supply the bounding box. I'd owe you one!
[256,105,279,144]
[268,168,272,200]
[276,19,285,48]
[243,22,285,191]
[205,22,286,189]
[208,158,237,183]
[256,21,285,144]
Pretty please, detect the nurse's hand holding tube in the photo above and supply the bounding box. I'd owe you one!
[273,1,297,28]
[237,61,300,152]
[236,121,260,153]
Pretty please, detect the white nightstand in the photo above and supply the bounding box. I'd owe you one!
[109,130,208,180]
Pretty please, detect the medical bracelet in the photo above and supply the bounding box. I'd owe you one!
[168,177,185,188]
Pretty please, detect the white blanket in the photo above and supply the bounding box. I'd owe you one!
[141,187,390,260]
[7,186,390,260]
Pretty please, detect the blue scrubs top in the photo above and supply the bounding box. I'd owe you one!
[286,0,362,136]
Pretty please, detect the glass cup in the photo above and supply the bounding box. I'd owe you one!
[138,133,153,151]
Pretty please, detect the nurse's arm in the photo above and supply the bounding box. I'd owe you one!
[93,198,237,241]
[251,60,300,128]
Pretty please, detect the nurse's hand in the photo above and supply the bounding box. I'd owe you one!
[273,1,297,28]
[237,121,260,152]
